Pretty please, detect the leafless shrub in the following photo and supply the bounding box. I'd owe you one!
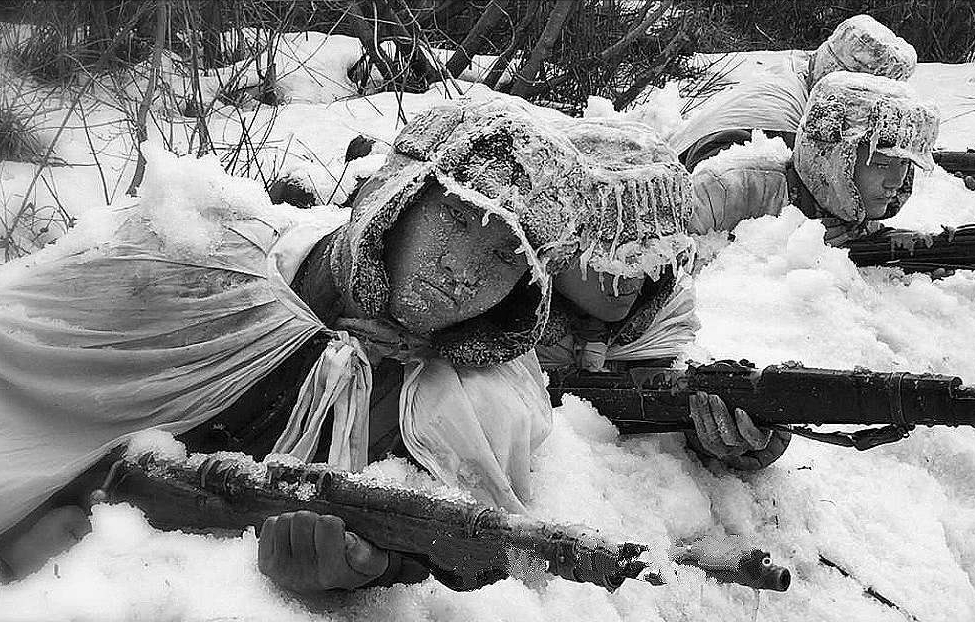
[684,0,975,64]
[0,95,45,163]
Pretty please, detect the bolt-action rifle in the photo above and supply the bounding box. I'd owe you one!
[93,450,791,593]
[547,360,975,450]
[933,149,975,177]
[844,148,975,273]
[846,225,975,273]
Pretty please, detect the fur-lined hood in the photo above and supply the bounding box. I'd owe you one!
[808,15,917,86]
[794,71,939,223]
[345,99,594,367]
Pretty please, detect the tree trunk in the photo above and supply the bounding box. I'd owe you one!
[613,29,688,111]
[348,1,400,85]
[485,0,540,90]
[598,0,672,62]
[509,0,579,98]
[445,0,509,78]
[380,0,440,88]
[201,0,223,70]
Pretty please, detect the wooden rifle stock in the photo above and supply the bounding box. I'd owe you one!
[846,225,975,273]
[547,360,975,450]
[96,451,791,593]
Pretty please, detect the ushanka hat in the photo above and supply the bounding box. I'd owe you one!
[542,118,696,359]
[556,117,693,281]
[808,14,917,85]
[346,98,597,367]
[794,71,939,222]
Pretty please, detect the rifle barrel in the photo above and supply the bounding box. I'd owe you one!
[104,452,791,593]
[548,363,975,432]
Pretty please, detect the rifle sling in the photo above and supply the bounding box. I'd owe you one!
[768,423,913,451]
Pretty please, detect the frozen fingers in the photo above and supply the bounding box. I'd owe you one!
[734,407,772,451]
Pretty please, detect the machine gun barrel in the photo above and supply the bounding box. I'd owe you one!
[98,451,790,593]
[846,225,975,273]
[547,361,975,449]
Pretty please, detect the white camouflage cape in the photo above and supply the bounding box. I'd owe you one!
[0,202,549,534]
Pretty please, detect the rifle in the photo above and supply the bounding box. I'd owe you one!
[846,225,975,273]
[933,150,975,177]
[93,450,791,593]
[547,360,975,450]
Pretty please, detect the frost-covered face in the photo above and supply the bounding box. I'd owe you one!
[384,184,528,334]
[555,262,645,323]
[853,143,910,220]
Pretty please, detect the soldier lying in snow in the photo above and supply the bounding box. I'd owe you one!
[687,71,939,247]
[671,14,917,172]
[536,118,791,470]
[0,100,597,590]
[0,100,791,595]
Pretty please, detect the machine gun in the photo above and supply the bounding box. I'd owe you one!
[547,360,975,450]
[846,225,975,273]
[93,450,791,593]
[933,149,975,177]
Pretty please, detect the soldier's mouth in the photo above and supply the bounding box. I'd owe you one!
[418,278,458,305]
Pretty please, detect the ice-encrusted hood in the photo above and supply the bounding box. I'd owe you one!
[556,117,694,280]
[544,118,695,355]
[794,71,939,223]
[346,99,595,368]
[808,14,917,85]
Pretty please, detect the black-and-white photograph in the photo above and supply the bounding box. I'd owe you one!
[0,1,973,620]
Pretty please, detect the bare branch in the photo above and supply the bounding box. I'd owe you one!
[509,1,579,98]
[445,0,510,78]
[485,0,540,90]
[126,0,168,196]
[599,0,673,62]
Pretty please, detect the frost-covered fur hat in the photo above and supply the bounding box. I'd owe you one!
[544,118,694,353]
[794,71,939,223]
[557,118,693,280]
[808,15,917,85]
[347,99,596,367]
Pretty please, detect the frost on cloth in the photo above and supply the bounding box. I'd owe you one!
[669,57,810,157]
[688,130,794,235]
[0,199,343,533]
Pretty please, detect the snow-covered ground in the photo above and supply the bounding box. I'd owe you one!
[2,34,975,622]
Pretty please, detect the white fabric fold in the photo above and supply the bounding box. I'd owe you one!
[271,331,372,471]
[0,200,550,532]
[0,206,344,533]
[669,57,809,156]
[607,273,700,362]
[398,351,552,513]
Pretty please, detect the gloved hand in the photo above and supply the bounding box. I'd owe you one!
[258,511,427,594]
[0,505,91,581]
[685,391,791,470]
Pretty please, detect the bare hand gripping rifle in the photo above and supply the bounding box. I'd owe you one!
[547,360,975,450]
[844,149,975,273]
[846,225,975,273]
[92,450,790,593]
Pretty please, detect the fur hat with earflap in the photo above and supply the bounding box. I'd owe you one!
[345,99,598,368]
[808,14,917,85]
[793,71,939,224]
[540,117,697,362]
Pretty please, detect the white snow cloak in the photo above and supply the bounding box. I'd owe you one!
[0,202,550,534]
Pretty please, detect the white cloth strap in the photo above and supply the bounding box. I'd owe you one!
[606,273,700,362]
[271,331,373,470]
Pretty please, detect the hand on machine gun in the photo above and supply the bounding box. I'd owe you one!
[686,392,792,470]
[94,448,791,595]
[258,511,428,593]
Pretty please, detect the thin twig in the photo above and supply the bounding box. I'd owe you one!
[126,0,168,196]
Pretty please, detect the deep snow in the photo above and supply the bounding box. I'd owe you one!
[1,33,975,622]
